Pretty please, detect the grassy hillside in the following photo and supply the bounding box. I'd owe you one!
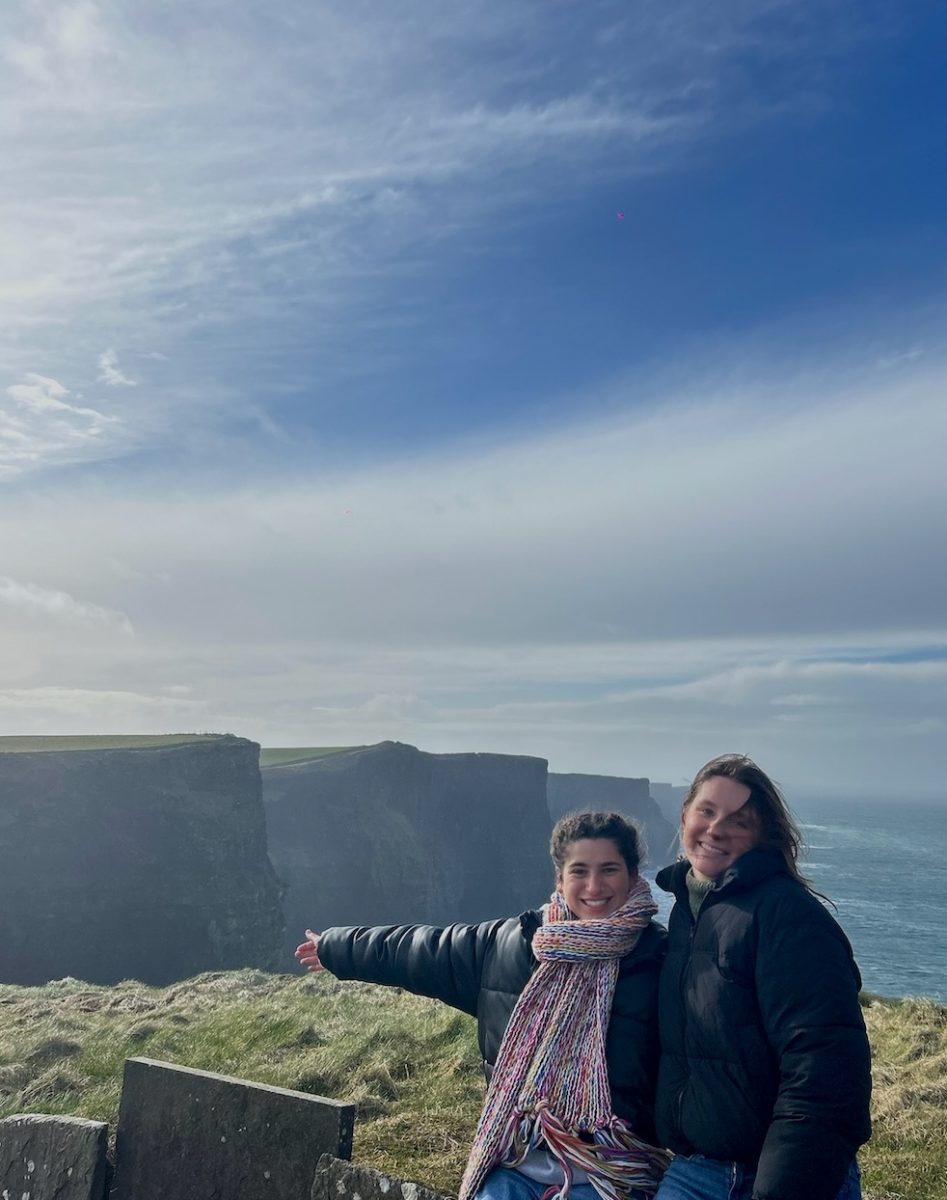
[0,734,223,753]
[0,972,943,1199]
[260,746,359,767]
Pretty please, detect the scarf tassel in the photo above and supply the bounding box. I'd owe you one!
[500,1106,670,1200]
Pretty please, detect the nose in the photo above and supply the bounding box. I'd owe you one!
[704,815,727,839]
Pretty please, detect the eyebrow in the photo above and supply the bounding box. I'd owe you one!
[566,859,623,868]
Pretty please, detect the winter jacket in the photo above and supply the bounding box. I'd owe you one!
[655,849,872,1200]
[319,911,667,1141]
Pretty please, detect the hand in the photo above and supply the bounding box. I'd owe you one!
[295,929,325,973]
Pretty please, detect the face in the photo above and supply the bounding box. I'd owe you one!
[681,775,761,882]
[557,838,634,920]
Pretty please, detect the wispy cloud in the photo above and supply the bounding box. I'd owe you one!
[0,373,126,477]
[0,0,881,463]
[0,686,203,726]
[0,576,133,635]
[876,347,924,370]
[97,349,137,387]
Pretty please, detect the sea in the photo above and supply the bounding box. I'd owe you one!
[643,797,947,1005]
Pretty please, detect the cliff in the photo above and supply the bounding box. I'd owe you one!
[263,741,551,965]
[0,735,284,986]
[546,772,677,867]
[649,781,688,825]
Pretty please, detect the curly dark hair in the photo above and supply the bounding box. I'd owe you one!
[549,810,643,876]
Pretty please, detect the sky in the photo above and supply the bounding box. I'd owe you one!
[2,0,946,799]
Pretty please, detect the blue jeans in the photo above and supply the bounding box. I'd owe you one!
[474,1166,650,1200]
[653,1154,861,1200]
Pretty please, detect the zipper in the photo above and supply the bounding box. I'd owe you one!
[673,892,697,1138]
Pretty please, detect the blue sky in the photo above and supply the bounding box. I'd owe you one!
[1,0,946,797]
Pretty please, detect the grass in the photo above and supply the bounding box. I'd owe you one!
[0,973,944,1198]
[259,747,359,767]
[0,734,225,753]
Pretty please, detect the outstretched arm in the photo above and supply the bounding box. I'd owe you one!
[298,920,504,1017]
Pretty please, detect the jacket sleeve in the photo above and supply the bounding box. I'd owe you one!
[751,894,872,1200]
[318,921,502,1017]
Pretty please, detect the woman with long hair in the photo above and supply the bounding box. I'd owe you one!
[653,754,871,1200]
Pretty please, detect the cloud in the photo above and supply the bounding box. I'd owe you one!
[0,576,133,635]
[7,373,106,419]
[876,347,924,370]
[0,0,879,439]
[0,354,943,792]
[98,349,137,387]
[1,372,125,477]
[0,686,204,728]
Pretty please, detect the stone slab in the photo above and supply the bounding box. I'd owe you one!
[111,1057,355,1200]
[311,1154,452,1200]
[0,1113,109,1200]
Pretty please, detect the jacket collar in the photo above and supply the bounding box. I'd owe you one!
[656,847,788,903]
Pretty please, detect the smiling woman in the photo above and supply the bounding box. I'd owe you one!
[653,754,872,1200]
[679,775,760,882]
[296,810,670,1200]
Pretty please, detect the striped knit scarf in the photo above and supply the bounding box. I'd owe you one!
[458,876,670,1200]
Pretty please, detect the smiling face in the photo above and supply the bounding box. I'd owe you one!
[681,774,761,883]
[557,837,635,920]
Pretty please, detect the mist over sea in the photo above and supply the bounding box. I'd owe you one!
[644,796,947,1004]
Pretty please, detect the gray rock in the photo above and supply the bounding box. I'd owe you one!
[547,773,677,867]
[0,736,284,986]
[111,1057,355,1200]
[0,1112,109,1200]
[264,741,552,967]
[311,1154,452,1200]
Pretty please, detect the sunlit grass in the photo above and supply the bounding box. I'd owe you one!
[260,746,358,766]
[0,734,220,753]
[0,973,943,1197]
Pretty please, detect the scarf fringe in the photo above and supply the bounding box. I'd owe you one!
[498,1104,670,1200]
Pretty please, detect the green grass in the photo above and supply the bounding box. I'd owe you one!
[0,973,943,1198]
[260,746,359,767]
[0,734,225,753]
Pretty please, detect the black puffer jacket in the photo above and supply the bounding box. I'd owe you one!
[319,912,667,1140]
[655,850,871,1200]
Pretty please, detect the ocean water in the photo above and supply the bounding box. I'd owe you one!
[644,797,947,1004]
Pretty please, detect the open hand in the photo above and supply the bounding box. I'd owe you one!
[295,929,325,973]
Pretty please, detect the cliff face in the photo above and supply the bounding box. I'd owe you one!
[0,736,284,986]
[263,741,552,966]
[649,782,688,826]
[546,773,677,868]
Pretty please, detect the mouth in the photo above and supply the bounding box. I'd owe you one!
[580,898,612,910]
[695,842,727,857]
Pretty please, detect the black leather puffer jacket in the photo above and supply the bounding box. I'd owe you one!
[319,912,666,1140]
[655,850,871,1200]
